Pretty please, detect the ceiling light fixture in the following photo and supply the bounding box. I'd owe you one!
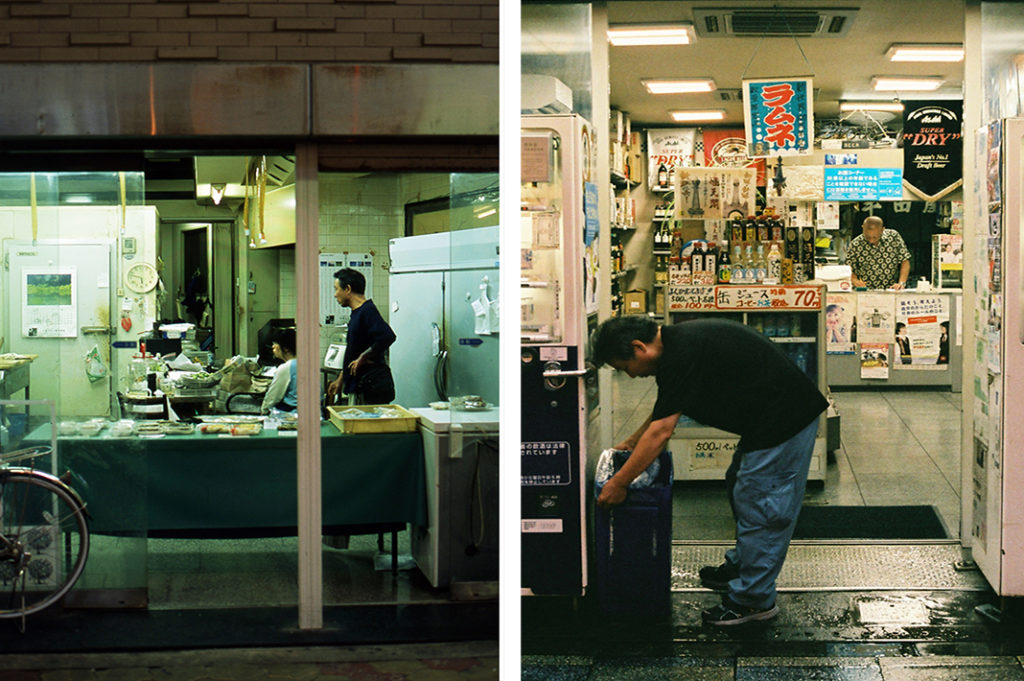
[670,109,725,122]
[642,78,716,95]
[839,101,906,113]
[210,183,227,206]
[886,44,964,62]
[871,76,945,92]
[608,23,694,46]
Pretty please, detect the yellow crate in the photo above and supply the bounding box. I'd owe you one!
[327,404,419,434]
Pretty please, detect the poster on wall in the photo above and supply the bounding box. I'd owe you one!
[647,128,697,190]
[859,342,890,379]
[825,292,856,354]
[673,167,756,220]
[702,128,767,186]
[22,268,77,338]
[901,100,963,201]
[742,77,814,158]
[893,294,950,369]
[854,292,895,344]
[319,253,373,326]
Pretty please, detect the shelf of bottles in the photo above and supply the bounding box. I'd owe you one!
[665,280,827,482]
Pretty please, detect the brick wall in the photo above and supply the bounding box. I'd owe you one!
[0,0,498,64]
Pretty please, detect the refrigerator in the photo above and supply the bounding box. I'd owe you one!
[968,117,1024,596]
[411,406,499,588]
[388,226,500,409]
[520,114,601,596]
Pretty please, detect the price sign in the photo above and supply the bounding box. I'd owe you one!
[687,439,738,470]
[669,285,822,311]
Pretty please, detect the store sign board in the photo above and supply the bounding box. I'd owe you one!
[823,167,903,200]
[902,100,963,201]
[647,128,697,190]
[668,285,822,312]
[742,77,814,158]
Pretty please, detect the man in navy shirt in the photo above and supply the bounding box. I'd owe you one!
[326,268,396,405]
[591,316,827,626]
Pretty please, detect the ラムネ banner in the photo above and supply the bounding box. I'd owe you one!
[742,77,814,158]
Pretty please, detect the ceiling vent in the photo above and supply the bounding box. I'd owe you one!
[694,7,858,37]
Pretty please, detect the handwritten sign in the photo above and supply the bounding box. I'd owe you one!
[668,285,822,312]
[686,439,738,470]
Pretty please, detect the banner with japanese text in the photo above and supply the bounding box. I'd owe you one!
[894,293,950,369]
[647,128,697,190]
[742,78,814,158]
[672,166,757,220]
[702,128,767,186]
[902,100,963,201]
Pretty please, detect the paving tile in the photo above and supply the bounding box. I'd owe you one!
[590,657,734,680]
[737,656,881,681]
[877,655,1024,680]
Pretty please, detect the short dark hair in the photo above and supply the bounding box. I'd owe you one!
[273,328,297,355]
[334,268,366,295]
[590,316,658,367]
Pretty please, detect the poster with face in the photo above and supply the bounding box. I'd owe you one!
[825,293,856,354]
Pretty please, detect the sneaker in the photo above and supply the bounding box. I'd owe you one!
[701,597,779,626]
[698,561,739,590]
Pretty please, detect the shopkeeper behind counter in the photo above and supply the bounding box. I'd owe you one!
[846,216,911,290]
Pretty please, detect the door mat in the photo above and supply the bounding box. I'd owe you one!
[793,505,947,539]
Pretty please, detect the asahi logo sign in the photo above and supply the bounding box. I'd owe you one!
[709,137,749,167]
[902,100,963,201]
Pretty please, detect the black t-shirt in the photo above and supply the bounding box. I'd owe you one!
[342,299,396,393]
[652,318,828,450]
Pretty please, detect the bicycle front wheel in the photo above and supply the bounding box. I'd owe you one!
[0,470,90,618]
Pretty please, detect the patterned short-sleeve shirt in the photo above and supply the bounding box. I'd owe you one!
[846,228,911,289]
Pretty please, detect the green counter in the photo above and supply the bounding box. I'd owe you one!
[25,423,426,537]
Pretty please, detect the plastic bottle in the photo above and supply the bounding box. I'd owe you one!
[732,245,746,284]
[766,242,782,283]
[754,243,767,283]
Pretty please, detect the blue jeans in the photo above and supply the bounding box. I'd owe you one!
[722,418,818,609]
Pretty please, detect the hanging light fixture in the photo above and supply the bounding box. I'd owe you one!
[210,183,227,206]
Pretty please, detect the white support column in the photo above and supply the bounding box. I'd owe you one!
[295,143,323,629]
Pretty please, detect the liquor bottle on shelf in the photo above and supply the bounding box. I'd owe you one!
[757,215,770,242]
[705,241,718,279]
[657,163,669,189]
[766,242,782,283]
[753,243,767,283]
[717,241,732,284]
[730,219,744,243]
[771,216,784,242]
[744,216,758,243]
[801,226,816,280]
[732,244,746,284]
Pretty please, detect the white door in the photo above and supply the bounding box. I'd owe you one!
[6,240,113,417]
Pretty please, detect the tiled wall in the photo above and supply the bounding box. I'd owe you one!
[0,0,497,63]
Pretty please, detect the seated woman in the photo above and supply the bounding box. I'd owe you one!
[261,328,297,414]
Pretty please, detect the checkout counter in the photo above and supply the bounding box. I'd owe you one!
[820,266,961,390]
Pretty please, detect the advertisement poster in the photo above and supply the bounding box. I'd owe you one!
[816,202,840,230]
[825,292,857,354]
[893,294,950,369]
[860,342,890,379]
[742,77,814,158]
[673,166,756,220]
[21,268,78,338]
[768,165,823,200]
[901,100,963,201]
[702,128,767,186]
[647,128,697,190]
[855,293,895,343]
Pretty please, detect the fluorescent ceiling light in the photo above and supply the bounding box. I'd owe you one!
[871,76,945,92]
[643,78,716,95]
[670,110,725,122]
[608,24,694,46]
[887,44,963,62]
[475,208,497,219]
[840,101,906,113]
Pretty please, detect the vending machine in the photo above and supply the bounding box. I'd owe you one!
[968,117,1024,596]
[520,114,600,596]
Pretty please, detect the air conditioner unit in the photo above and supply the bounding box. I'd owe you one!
[522,74,573,115]
[694,7,858,37]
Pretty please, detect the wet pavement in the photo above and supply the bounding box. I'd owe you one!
[0,641,499,680]
[523,590,1024,679]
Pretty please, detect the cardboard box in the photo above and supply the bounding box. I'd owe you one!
[655,293,665,316]
[624,289,648,314]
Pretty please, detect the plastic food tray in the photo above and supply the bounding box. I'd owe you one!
[327,404,419,434]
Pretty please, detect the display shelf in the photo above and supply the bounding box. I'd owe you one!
[665,284,828,484]
[653,249,671,255]
[612,223,636,231]
[612,267,636,279]
[520,279,551,288]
